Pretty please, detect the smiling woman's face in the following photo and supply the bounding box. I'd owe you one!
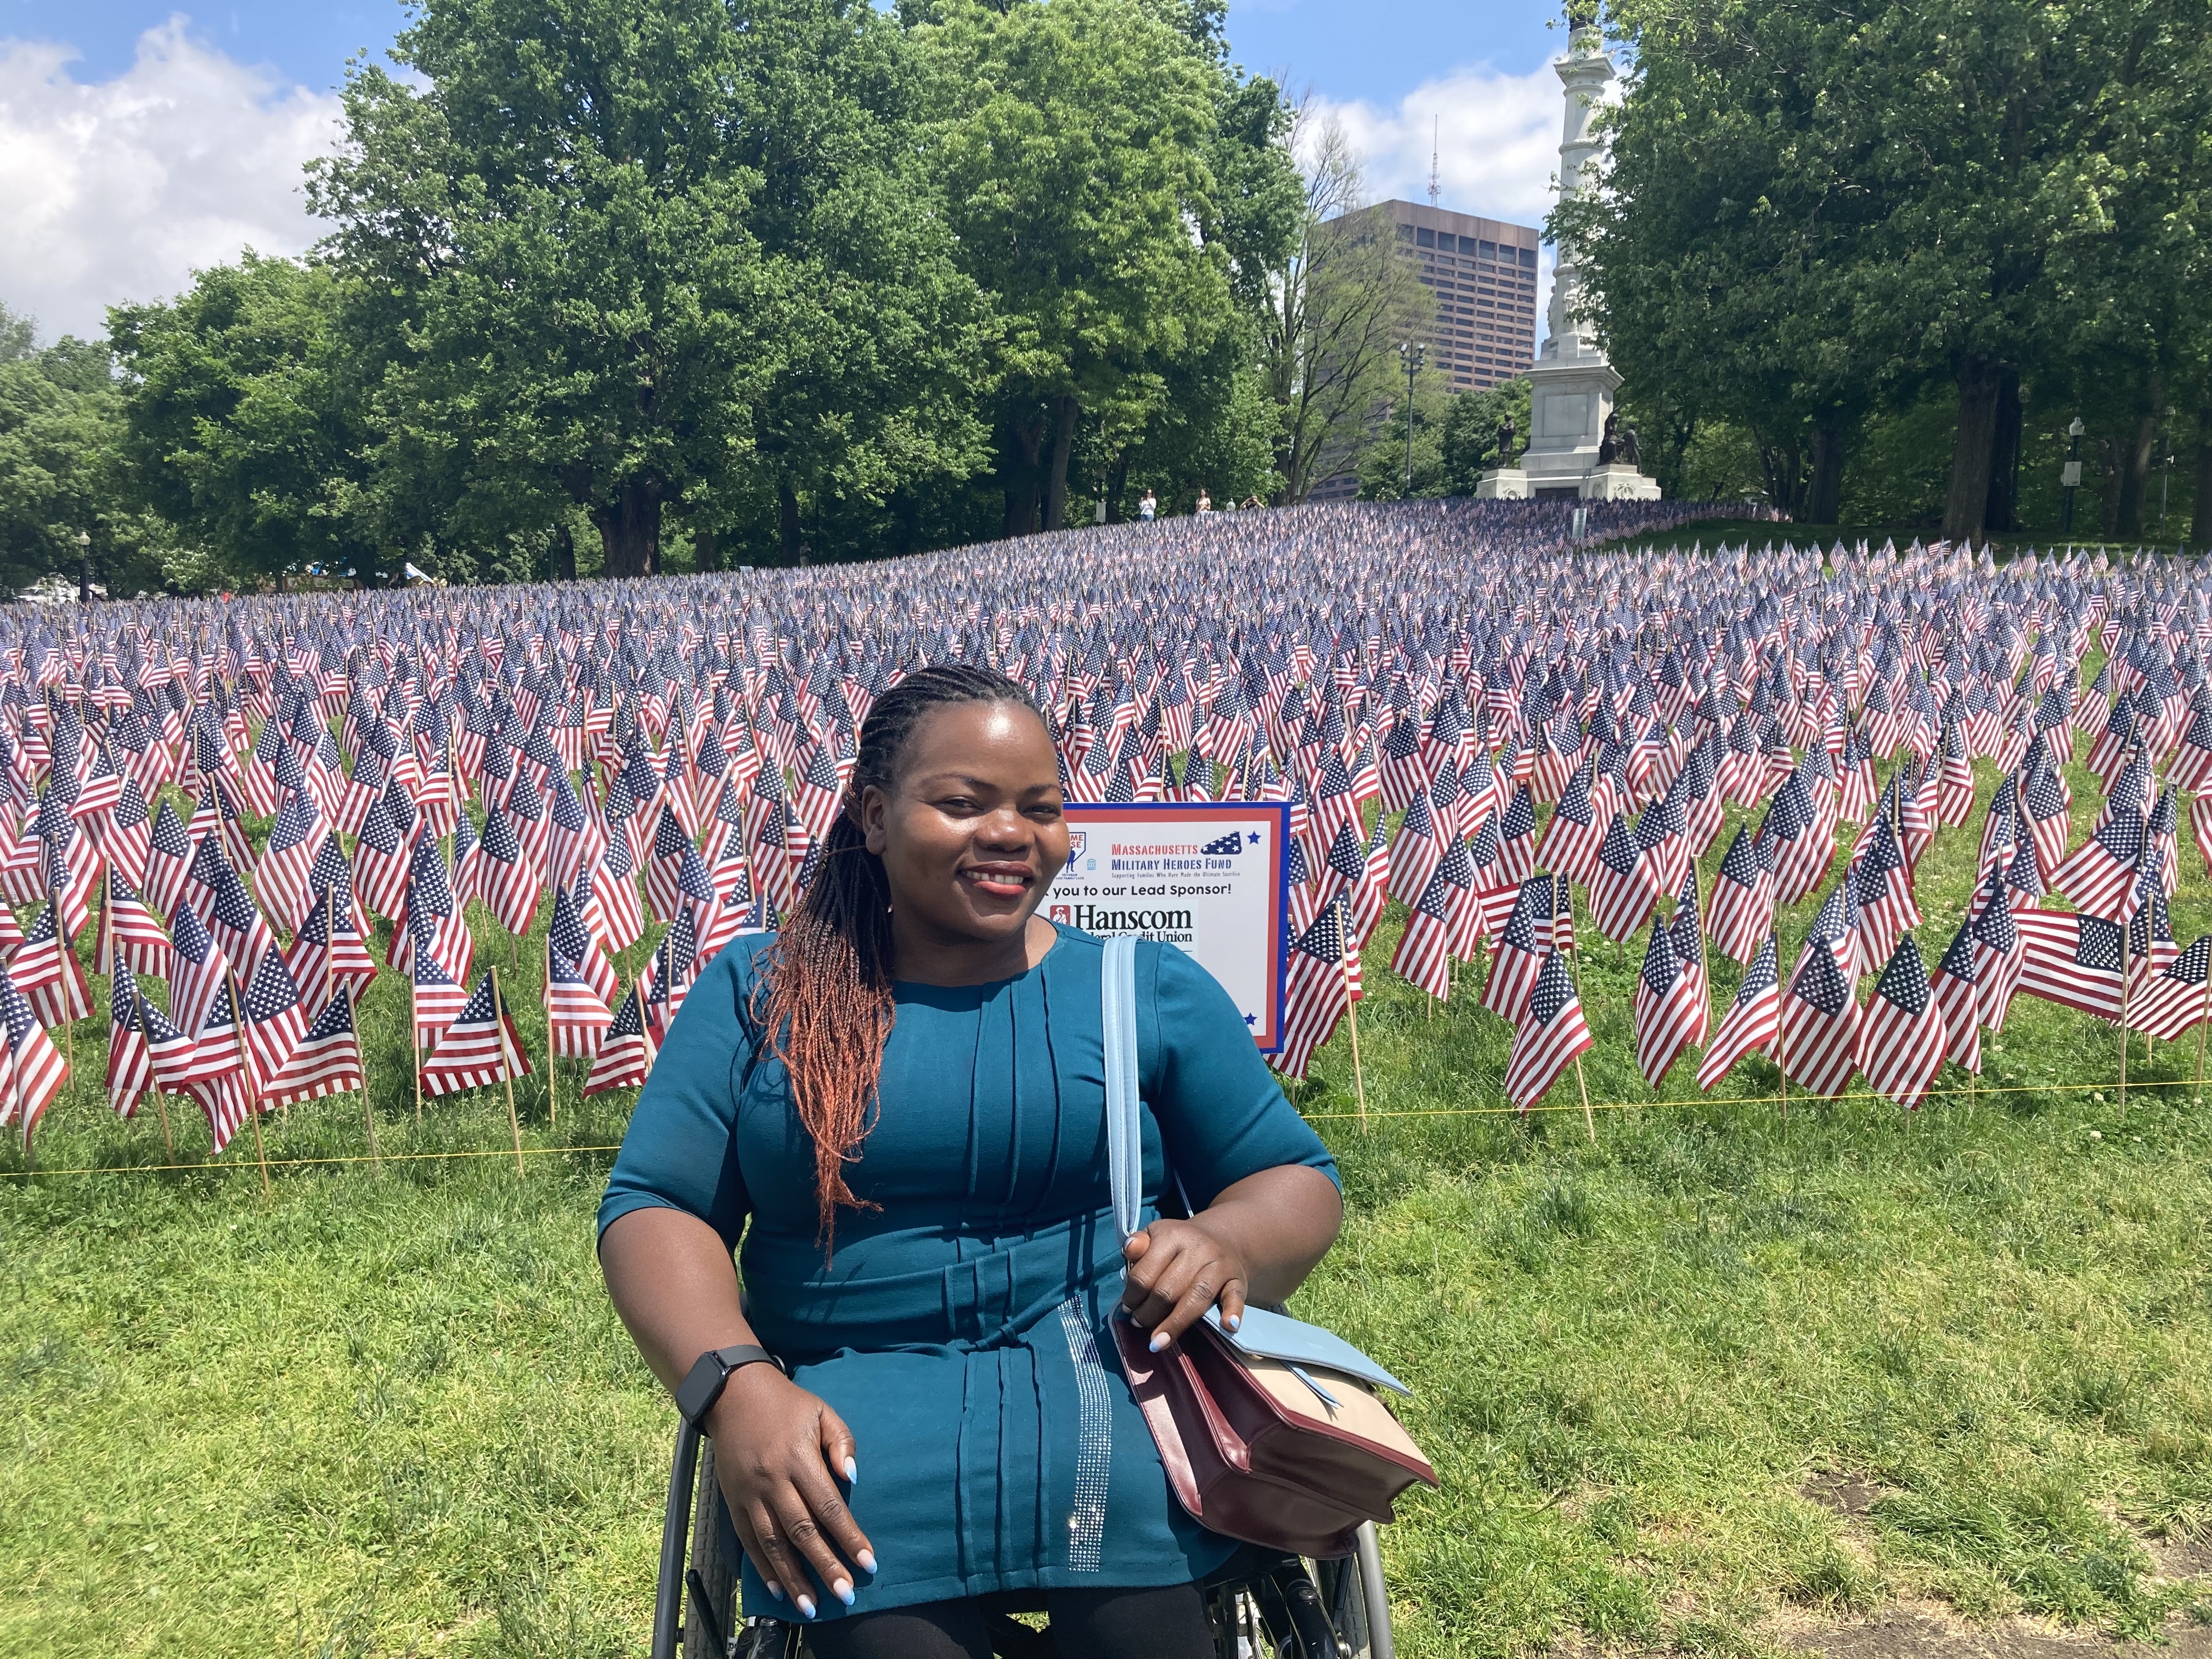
[859,699,1070,957]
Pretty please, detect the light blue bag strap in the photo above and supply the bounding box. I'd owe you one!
[1101,934,1143,1248]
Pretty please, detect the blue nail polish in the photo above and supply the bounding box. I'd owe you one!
[1149,1330,1170,1352]
[797,1596,817,1620]
[1225,1313,1240,1332]
[767,1584,784,1601]
[836,1580,855,1606]
[844,1456,858,1485]
[857,1549,878,1575]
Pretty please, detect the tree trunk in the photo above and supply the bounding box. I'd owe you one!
[693,527,721,573]
[592,477,662,578]
[1105,450,1130,524]
[1807,421,1846,526]
[1943,356,2004,544]
[2117,376,2161,539]
[778,476,802,566]
[1755,433,1802,519]
[551,521,577,582]
[2099,438,2123,537]
[1044,394,1079,532]
[1002,408,1047,538]
[2192,407,2212,549]
[1983,369,2022,533]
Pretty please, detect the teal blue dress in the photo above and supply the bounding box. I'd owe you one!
[597,927,1338,1623]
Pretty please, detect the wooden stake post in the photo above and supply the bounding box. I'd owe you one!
[225,968,273,1200]
[1336,898,1368,1131]
[490,966,526,1177]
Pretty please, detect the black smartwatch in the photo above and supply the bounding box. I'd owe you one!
[675,1344,786,1431]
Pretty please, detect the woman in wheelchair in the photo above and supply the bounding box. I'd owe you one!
[599,665,1343,1659]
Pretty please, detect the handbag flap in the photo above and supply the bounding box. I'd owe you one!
[1237,1352,1434,1481]
[1203,1305,1412,1397]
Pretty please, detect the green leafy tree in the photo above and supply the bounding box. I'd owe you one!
[1439,376,1532,496]
[0,311,166,597]
[1578,0,2212,540]
[1259,111,1436,504]
[914,0,1240,534]
[314,0,986,577]
[109,258,371,592]
[1354,355,1452,500]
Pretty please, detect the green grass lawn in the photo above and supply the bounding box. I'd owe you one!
[5,747,2212,1657]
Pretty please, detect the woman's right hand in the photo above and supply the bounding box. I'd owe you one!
[708,1365,876,1619]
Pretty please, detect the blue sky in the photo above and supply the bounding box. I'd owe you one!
[19,0,1564,104]
[0,1,1577,337]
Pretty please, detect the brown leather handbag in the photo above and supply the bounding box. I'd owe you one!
[1099,938,1436,1560]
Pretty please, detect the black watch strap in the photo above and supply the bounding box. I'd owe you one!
[675,1344,785,1431]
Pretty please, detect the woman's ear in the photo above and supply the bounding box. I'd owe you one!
[858,784,890,855]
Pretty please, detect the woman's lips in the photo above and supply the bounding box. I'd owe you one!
[961,865,1034,898]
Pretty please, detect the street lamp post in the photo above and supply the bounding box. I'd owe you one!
[2158,419,2175,534]
[2061,417,2085,537]
[1398,341,1424,498]
[74,529,91,605]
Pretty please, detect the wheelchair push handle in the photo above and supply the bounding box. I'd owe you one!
[652,1415,704,1659]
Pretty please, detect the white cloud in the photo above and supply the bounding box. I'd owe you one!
[1305,59,1570,327]
[0,17,341,342]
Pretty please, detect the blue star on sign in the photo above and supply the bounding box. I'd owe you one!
[1247,832,1261,845]
[1244,1012,1257,1026]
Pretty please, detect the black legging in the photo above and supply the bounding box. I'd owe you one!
[803,1581,1216,1659]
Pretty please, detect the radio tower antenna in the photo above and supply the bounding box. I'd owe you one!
[1428,116,1441,207]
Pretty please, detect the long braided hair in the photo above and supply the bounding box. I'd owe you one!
[755,663,1046,1249]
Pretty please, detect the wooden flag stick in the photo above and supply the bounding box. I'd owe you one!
[130,990,177,1157]
[1338,905,1368,1131]
[491,965,526,1177]
[409,973,425,1127]
[2117,911,2131,1122]
[2194,960,2210,1104]
[1573,1052,1595,1145]
[226,968,272,1200]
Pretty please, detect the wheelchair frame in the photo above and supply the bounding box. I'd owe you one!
[648,1414,1398,1659]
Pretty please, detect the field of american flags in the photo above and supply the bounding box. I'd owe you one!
[5,503,2212,1657]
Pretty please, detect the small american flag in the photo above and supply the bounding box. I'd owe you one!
[1696,933,1779,1092]
[1779,924,1859,1099]
[1632,906,1701,1088]
[0,964,69,1145]
[240,947,313,1087]
[1504,951,1593,1114]
[421,973,532,1098]
[1856,935,1948,1110]
[2050,802,2144,924]
[584,985,656,1097]
[261,989,366,1109]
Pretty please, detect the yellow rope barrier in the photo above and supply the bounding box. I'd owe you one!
[0,1144,624,1180]
[1298,1075,2186,1121]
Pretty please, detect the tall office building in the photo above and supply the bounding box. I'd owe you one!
[1361,200,1541,393]
[1307,200,1542,501]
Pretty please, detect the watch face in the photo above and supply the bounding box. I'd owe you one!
[676,1352,726,1425]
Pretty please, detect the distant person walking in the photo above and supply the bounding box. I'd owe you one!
[1138,489,1156,522]
[1194,489,1212,514]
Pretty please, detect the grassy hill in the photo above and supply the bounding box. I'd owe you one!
[5,746,2212,1657]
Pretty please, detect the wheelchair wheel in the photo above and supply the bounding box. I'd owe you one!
[1210,1533,1389,1659]
[1311,1554,1373,1659]
[685,1440,805,1659]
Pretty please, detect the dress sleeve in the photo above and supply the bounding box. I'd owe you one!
[1142,940,1339,1210]
[596,943,760,1252]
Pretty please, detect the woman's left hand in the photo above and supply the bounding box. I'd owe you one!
[1120,1217,1248,1351]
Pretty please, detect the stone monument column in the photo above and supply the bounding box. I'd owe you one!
[1485,10,1659,504]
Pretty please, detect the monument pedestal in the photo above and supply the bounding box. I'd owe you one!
[1475,468,1529,500]
[1512,23,1663,508]
[1582,464,1662,501]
